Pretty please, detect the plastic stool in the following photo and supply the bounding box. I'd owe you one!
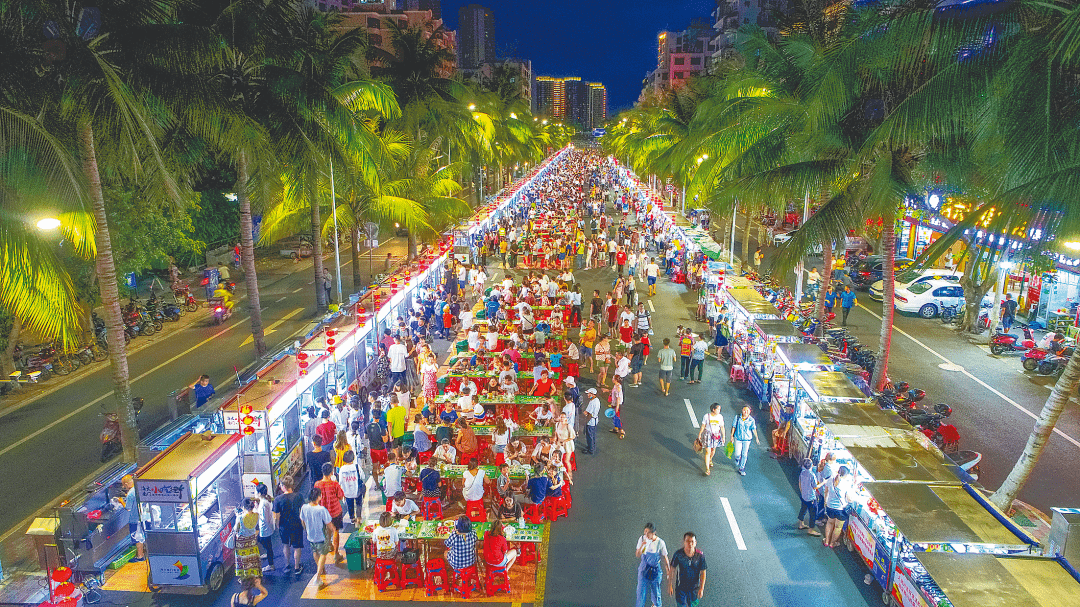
[422,496,444,520]
[385,497,394,512]
[563,487,573,509]
[417,450,433,464]
[569,452,577,471]
[400,560,423,589]
[523,502,546,524]
[484,563,511,596]
[460,450,480,466]
[403,477,421,493]
[730,364,745,383]
[452,565,482,599]
[424,557,450,596]
[545,494,570,521]
[373,558,400,591]
[519,542,540,565]
[465,499,487,523]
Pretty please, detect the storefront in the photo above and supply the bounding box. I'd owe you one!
[912,552,1080,607]
[135,433,242,593]
[742,320,800,404]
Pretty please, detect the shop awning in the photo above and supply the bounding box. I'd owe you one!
[915,553,1080,607]
[797,370,866,401]
[843,435,962,483]
[754,320,799,339]
[777,343,832,368]
[808,401,911,439]
[723,276,756,289]
[864,484,1028,546]
[727,287,782,318]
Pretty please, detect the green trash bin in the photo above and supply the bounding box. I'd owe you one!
[455,339,469,353]
[344,534,365,572]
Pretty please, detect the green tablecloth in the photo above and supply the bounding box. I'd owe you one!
[471,424,552,438]
[349,518,543,543]
[432,394,549,406]
[406,463,534,480]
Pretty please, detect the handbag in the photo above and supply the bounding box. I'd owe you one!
[725,441,735,459]
[693,438,703,453]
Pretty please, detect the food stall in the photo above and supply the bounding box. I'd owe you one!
[911,553,1080,607]
[768,344,835,425]
[741,319,800,404]
[55,462,138,573]
[722,287,782,370]
[138,413,217,465]
[135,433,242,593]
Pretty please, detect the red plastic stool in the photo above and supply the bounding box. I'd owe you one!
[484,563,512,596]
[400,560,423,589]
[563,487,573,508]
[523,502,546,524]
[452,565,482,599]
[519,542,540,565]
[384,497,394,512]
[422,496,443,520]
[466,499,487,523]
[373,558,400,591]
[417,450,433,464]
[403,477,421,493]
[424,557,450,596]
[545,493,570,521]
[569,452,577,471]
[460,450,480,466]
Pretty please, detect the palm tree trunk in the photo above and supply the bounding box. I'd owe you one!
[1,314,21,375]
[237,152,266,357]
[309,164,327,313]
[407,232,418,260]
[79,119,137,461]
[990,351,1080,511]
[871,213,896,390]
[816,240,833,338]
[351,224,362,291]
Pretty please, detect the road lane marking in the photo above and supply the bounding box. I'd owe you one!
[857,304,1080,449]
[684,399,699,428]
[241,308,305,347]
[0,319,247,459]
[276,297,287,303]
[648,299,655,313]
[292,287,304,293]
[720,497,747,550]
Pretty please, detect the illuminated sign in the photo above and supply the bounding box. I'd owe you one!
[137,481,190,503]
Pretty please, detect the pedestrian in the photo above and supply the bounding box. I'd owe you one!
[667,532,707,607]
[255,484,276,572]
[840,285,857,326]
[191,374,215,408]
[121,475,146,562]
[696,403,726,476]
[817,465,855,548]
[387,335,409,386]
[753,247,763,269]
[730,406,760,476]
[583,387,600,454]
[232,498,263,582]
[608,374,626,439]
[823,286,836,316]
[1001,292,1018,333]
[688,335,707,384]
[678,329,693,381]
[797,459,823,536]
[646,257,660,296]
[314,462,346,565]
[807,267,821,301]
[657,338,676,396]
[306,435,333,487]
[635,523,671,607]
[299,486,334,590]
[271,475,304,576]
[322,268,333,304]
[595,335,612,388]
[629,334,645,387]
[231,577,268,605]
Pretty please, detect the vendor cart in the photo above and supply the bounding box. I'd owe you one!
[56,462,138,573]
[135,432,242,593]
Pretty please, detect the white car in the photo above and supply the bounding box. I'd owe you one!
[893,279,990,318]
[868,268,962,301]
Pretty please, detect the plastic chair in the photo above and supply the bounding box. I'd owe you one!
[465,500,487,523]
[422,496,443,521]
[569,452,577,471]
[417,450,433,464]
[400,560,423,589]
[519,542,540,565]
[545,493,570,521]
[523,502,546,525]
[452,565,482,599]
[484,563,511,596]
[730,364,746,383]
[424,557,450,596]
[373,558,400,592]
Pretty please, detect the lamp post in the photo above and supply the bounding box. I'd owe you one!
[36,217,61,230]
[329,158,343,304]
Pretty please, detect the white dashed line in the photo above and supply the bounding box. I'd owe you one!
[292,288,304,293]
[857,304,1080,449]
[276,297,287,303]
[720,497,747,551]
[648,299,655,313]
[684,399,699,428]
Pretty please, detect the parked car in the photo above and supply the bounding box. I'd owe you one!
[894,280,965,318]
[849,255,915,289]
[868,268,963,301]
[771,229,823,254]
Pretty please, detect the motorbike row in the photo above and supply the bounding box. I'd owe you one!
[990,324,1075,377]
[3,285,200,391]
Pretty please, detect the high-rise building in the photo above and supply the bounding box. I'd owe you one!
[644,20,716,93]
[330,1,457,78]
[465,59,533,103]
[458,4,494,71]
[533,76,606,129]
[710,0,787,60]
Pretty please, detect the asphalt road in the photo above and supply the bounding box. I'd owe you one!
[737,219,1080,513]
[0,252,368,536]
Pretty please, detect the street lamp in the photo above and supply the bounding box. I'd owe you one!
[468,103,476,111]
[542,119,548,125]
[509,112,517,119]
[36,217,61,230]
[1065,242,1080,250]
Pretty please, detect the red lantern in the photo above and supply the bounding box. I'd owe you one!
[242,415,255,426]
[243,426,255,435]
[297,351,308,361]
[299,360,309,369]
[327,345,336,353]
[240,404,252,414]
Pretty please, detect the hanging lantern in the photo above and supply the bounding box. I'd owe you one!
[243,426,256,435]
[240,404,252,414]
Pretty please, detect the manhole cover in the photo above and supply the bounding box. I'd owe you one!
[938,362,965,372]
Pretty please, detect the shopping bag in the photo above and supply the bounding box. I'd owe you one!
[725,441,735,459]
[693,438,703,453]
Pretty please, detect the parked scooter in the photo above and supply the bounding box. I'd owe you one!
[990,325,1035,356]
[172,282,199,312]
[101,397,143,462]
[1021,346,1051,371]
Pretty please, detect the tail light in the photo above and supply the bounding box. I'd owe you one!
[859,271,871,277]
[895,295,908,303]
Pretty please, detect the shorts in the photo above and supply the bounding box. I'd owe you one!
[370,448,388,466]
[648,276,657,285]
[489,549,516,568]
[582,346,594,357]
[826,507,848,521]
[659,369,672,382]
[331,515,344,530]
[630,359,643,374]
[310,540,333,556]
[281,526,304,548]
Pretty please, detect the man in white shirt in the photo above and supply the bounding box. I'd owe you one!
[583,387,601,455]
[485,328,499,351]
[382,453,405,497]
[461,461,487,508]
[467,327,481,351]
[433,438,457,464]
[646,258,660,296]
[387,336,408,386]
[390,492,420,519]
[460,308,474,332]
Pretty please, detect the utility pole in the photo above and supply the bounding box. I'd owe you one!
[329,158,343,304]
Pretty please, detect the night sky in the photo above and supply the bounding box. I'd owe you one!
[439,0,718,114]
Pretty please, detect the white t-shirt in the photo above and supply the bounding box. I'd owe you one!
[637,535,669,559]
[373,525,399,555]
[462,469,486,502]
[485,331,499,350]
[468,329,481,350]
[615,357,631,377]
[339,462,365,498]
[646,263,659,278]
[702,412,725,439]
[383,464,404,496]
[460,310,474,331]
[387,343,408,372]
[300,503,331,543]
[391,499,420,517]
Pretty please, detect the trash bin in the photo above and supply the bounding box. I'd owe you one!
[202,267,220,301]
[344,534,365,572]
[26,517,60,571]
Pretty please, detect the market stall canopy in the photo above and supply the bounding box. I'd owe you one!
[723,276,756,289]
[777,343,833,368]
[844,435,962,483]
[809,401,911,440]
[138,433,240,482]
[728,287,782,319]
[915,553,1080,607]
[797,370,866,402]
[864,483,1032,547]
[754,320,799,340]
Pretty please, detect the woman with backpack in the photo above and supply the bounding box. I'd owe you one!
[635,522,670,607]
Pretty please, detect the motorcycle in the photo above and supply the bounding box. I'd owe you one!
[172,283,199,312]
[1021,346,1050,371]
[209,297,233,324]
[990,325,1035,356]
[146,290,181,323]
[946,449,982,482]
[1037,350,1072,376]
[15,342,75,377]
[100,397,143,462]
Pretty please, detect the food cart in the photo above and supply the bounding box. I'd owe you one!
[56,462,138,573]
[741,319,800,404]
[723,287,783,371]
[911,553,1080,607]
[138,413,217,465]
[135,433,242,593]
[769,344,835,425]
